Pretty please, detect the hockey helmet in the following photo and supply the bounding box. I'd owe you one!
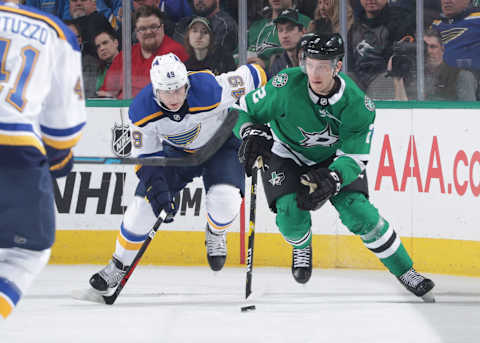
[304,33,345,61]
[150,53,189,95]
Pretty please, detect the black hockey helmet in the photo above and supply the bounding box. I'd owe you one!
[304,33,345,61]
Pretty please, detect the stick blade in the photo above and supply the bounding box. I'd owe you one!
[71,288,108,304]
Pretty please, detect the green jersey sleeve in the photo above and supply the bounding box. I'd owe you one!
[329,93,376,186]
[233,76,286,138]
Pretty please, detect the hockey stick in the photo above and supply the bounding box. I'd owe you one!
[243,158,263,308]
[102,211,168,305]
[73,110,239,167]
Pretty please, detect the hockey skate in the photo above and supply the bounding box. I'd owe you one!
[292,244,312,284]
[397,268,435,302]
[89,256,128,295]
[205,225,227,271]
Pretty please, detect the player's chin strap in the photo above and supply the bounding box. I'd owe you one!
[74,110,239,167]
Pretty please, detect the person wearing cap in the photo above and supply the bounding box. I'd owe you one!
[184,16,236,74]
[247,0,311,70]
[269,8,306,77]
[174,0,238,55]
[233,33,436,303]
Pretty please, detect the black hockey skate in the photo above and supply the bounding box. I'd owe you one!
[89,256,128,295]
[292,244,312,284]
[205,225,227,271]
[397,268,435,302]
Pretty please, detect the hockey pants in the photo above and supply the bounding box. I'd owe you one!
[275,191,412,276]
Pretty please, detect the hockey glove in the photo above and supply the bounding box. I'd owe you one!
[238,124,273,177]
[145,180,178,223]
[297,168,342,211]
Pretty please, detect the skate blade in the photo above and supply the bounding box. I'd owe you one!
[71,288,108,304]
[421,291,435,303]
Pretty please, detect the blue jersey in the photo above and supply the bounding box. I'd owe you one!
[432,9,480,70]
[128,64,266,157]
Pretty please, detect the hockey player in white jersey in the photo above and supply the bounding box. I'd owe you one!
[88,53,266,296]
[0,0,86,319]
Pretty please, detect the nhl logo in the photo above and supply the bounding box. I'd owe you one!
[112,123,132,157]
[319,97,328,106]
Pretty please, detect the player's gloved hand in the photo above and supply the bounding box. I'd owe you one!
[238,124,273,177]
[297,168,342,211]
[145,181,178,223]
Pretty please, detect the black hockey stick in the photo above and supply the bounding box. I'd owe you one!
[245,158,262,301]
[103,211,168,305]
[74,110,239,167]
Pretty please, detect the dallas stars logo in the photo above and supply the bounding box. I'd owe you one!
[268,171,285,186]
[299,124,339,147]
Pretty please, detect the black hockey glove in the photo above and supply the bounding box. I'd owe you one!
[297,168,342,211]
[238,124,273,177]
[145,180,178,223]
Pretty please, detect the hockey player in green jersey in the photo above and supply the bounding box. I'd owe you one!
[234,33,435,302]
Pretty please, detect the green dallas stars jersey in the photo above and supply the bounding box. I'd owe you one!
[233,67,376,187]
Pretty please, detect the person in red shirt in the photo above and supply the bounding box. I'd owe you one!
[98,5,188,99]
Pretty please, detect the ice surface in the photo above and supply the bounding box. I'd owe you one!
[1,265,480,343]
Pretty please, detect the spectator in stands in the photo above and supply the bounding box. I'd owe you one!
[222,0,268,25]
[61,0,121,27]
[174,0,238,55]
[98,6,188,99]
[389,27,478,101]
[94,30,120,94]
[159,0,193,22]
[269,8,306,77]
[129,0,182,36]
[26,0,68,18]
[307,0,354,34]
[69,0,116,57]
[432,0,480,71]
[347,0,416,97]
[184,16,236,74]
[66,21,99,98]
[247,0,311,70]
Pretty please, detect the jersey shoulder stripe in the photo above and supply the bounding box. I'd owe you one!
[0,3,79,51]
[246,63,267,88]
[466,11,480,19]
[129,84,165,127]
[187,71,222,113]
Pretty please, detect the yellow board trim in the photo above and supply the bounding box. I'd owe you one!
[0,295,13,319]
[50,231,480,276]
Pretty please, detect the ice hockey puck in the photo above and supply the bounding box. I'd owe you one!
[241,305,256,312]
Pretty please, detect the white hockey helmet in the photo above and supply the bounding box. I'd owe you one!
[150,53,189,104]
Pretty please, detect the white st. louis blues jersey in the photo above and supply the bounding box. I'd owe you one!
[128,64,267,157]
[0,2,86,168]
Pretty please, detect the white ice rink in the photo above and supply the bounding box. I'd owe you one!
[1,265,479,343]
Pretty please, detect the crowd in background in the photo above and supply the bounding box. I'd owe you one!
[25,0,480,101]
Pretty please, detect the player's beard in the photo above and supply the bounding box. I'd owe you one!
[194,2,216,17]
